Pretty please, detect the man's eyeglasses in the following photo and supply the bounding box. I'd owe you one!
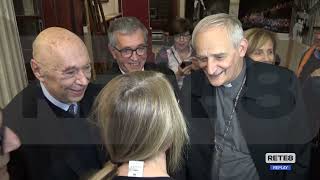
[113,46,148,58]
[174,33,191,41]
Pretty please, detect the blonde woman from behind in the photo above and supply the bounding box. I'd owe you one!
[90,71,188,180]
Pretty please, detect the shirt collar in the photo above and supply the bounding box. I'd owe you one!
[40,82,77,112]
[119,66,144,74]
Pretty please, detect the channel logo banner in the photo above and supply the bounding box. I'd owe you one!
[269,165,292,171]
[265,153,296,164]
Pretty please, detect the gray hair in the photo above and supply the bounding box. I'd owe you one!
[108,16,148,47]
[192,13,244,48]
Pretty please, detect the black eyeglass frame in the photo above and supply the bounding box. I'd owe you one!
[112,45,148,58]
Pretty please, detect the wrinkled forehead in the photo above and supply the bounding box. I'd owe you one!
[37,39,89,66]
[33,28,86,60]
[195,27,232,51]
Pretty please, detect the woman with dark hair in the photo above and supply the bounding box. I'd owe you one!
[155,18,198,88]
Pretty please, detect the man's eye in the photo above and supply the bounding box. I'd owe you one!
[198,57,207,62]
[121,49,132,54]
[84,65,91,70]
[215,56,224,61]
[65,70,76,75]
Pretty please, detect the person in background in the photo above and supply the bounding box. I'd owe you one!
[4,27,104,179]
[0,109,21,180]
[244,28,280,65]
[95,17,179,96]
[297,31,320,83]
[300,57,320,180]
[155,18,198,88]
[90,71,188,180]
[297,27,320,180]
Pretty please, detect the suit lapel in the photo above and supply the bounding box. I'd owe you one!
[198,77,216,121]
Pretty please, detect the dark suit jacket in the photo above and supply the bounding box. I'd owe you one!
[302,75,320,180]
[94,63,180,99]
[178,58,313,180]
[4,82,106,180]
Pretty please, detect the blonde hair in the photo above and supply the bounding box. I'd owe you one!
[244,28,277,56]
[91,71,188,180]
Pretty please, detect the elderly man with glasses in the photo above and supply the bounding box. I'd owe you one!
[3,27,105,180]
[95,17,179,96]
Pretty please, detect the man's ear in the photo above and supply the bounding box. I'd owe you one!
[238,38,248,58]
[30,59,45,81]
[108,45,117,59]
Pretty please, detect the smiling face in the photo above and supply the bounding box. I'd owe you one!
[195,27,247,86]
[32,37,91,104]
[110,29,147,73]
[248,39,275,64]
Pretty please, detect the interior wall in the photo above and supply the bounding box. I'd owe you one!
[102,0,119,16]
[179,0,185,18]
[229,0,240,16]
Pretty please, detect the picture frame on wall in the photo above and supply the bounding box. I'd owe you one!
[238,0,293,33]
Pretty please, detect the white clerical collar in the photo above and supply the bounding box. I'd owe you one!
[223,83,232,88]
[119,67,144,74]
[222,60,246,88]
[40,82,78,112]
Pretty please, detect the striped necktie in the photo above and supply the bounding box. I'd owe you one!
[67,104,77,115]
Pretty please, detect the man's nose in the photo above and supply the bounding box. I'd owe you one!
[75,70,90,86]
[206,58,218,75]
[131,51,139,61]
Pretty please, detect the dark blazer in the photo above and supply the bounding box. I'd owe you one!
[302,75,320,180]
[178,58,313,180]
[94,62,180,99]
[4,82,106,180]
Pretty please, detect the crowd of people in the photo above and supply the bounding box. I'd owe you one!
[240,1,292,32]
[0,13,319,180]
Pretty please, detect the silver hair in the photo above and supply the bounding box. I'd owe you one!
[192,13,244,48]
[108,16,148,47]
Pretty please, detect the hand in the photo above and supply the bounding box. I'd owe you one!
[191,58,200,71]
[177,64,192,77]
